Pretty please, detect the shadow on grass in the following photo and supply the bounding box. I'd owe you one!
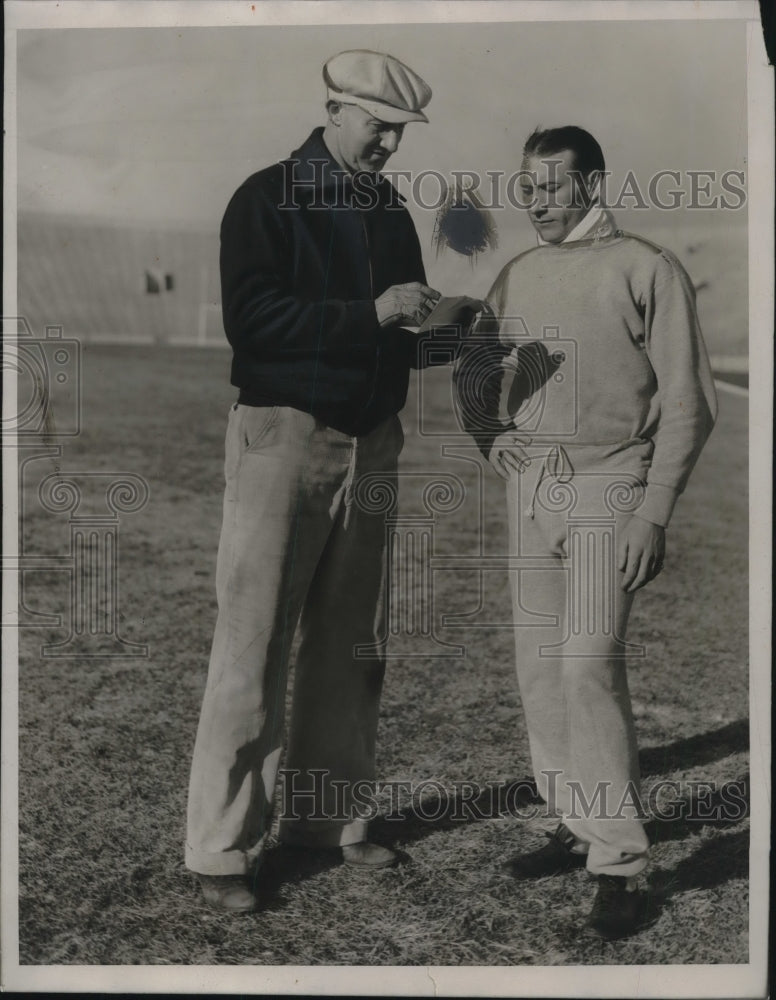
[567,829,749,948]
[644,773,750,847]
[369,779,543,847]
[249,843,345,913]
[639,718,748,776]
[641,780,749,936]
[647,827,749,902]
[366,752,749,855]
[239,721,749,913]
[211,782,543,912]
[367,715,750,851]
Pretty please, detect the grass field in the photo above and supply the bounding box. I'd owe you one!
[16,344,749,967]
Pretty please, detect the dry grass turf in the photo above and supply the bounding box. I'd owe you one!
[17,344,749,966]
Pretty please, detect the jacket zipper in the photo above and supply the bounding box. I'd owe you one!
[360,211,374,298]
[358,206,382,430]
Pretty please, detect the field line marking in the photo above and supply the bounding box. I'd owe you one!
[714,378,749,399]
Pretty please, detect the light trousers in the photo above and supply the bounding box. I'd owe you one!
[507,443,653,877]
[186,404,402,876]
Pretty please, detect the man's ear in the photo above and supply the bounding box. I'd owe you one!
[326,100,344,126]
[584,169,602,205]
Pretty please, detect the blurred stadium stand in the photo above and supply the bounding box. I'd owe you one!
[17,211,748,384]
[18,211,225,345]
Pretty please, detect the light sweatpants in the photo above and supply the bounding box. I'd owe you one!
[507,442,653,878]
[186,403,402,876]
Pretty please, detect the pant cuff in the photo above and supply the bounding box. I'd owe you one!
[587,855,648,878]
[185,833,266,876]
[277,816,368,849]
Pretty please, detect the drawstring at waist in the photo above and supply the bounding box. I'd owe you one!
[526,444,573,519]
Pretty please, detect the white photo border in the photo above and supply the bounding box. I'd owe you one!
[2,1,771,996]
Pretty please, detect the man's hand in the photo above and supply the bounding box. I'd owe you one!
[488,431,532,480]
[617,515,666,593]
[375,283,441,328]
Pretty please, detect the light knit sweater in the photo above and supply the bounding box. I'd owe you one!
[454,211,717,526]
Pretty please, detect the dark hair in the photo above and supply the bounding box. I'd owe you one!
[522,126,605,178]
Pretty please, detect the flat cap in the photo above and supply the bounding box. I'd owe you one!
[323,49,431,123]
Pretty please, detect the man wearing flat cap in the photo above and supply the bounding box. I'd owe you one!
[186,49,472,911]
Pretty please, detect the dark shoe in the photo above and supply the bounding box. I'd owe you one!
[341,842,397,869]
[505,823,587,880]
[198,874,257,912]
[586,875,650,940]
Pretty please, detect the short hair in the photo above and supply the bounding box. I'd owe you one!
[522,126,605,178]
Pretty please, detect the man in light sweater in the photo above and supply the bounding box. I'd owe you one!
[454,126,717,939]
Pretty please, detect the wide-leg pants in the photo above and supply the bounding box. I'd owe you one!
[186,403,402,876]
[507,442,653,878]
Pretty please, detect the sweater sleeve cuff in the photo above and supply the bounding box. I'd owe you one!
[637,483,679,527]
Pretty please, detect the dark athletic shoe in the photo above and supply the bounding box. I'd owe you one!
[504,822,587,880]
[586,875,650,940]
[198,874,258,913]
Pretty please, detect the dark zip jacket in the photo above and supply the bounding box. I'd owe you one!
[221,127,446,436]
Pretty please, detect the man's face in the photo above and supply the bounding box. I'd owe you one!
[519,150,595,244]
[332,103,405,173]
